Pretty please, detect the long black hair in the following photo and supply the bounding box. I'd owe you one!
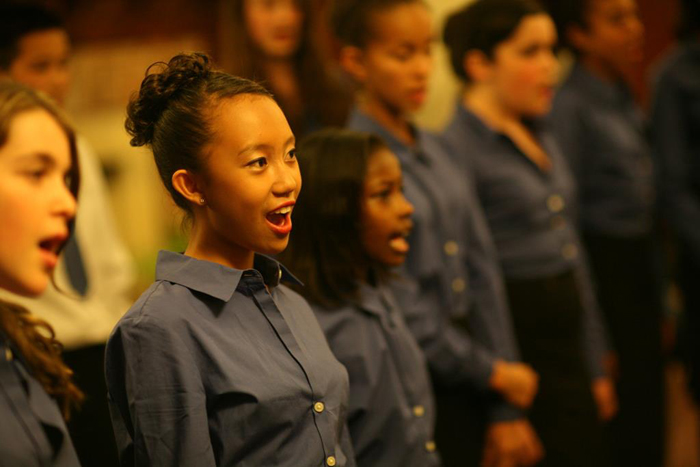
[279,129,389,308]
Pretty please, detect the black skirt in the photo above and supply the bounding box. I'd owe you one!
[582,232,665,467]
[506,269,608,467]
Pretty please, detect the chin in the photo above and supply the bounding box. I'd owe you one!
[4,276,49,298]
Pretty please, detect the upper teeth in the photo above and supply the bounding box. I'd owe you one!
[272,206,292,215]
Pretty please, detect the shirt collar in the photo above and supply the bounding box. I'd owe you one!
[567,62,632,106]
[155,250,301,302]
[347,107,430,166]
[455,101,545,142]
[353,281,390,317]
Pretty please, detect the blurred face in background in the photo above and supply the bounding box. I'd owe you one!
[570,0,644,73]
[6,29,71,106]
[360,147,414,267]
[0,109,76,296]
[244,0,304,60]
[475,13,559,118]
[344,2,433,115]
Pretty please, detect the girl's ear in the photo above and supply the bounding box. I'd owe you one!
[464,49,493,83]
[172,169,206,207]
[339,45,369,84]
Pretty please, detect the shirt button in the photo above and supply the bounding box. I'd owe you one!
[562,243,578,260]
[5,347,12,361]
[425,441,437,453]
[413,405,425,417]
[550,215,566,230]
[326,456,337,466]
[547,194,565,213]
[452,278,466,293]
[444,241,459,256]
[314,401,325,413]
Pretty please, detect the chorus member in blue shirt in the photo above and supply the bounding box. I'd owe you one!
[331,1,543,466]
[543,1,664,464]
[105,53,354,467]
[441,1,616,465]
[279,129,439,467]
[0,81,82,466]
[652,0,700,406]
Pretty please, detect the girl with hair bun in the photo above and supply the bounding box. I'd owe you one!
[105,52,355,467]
[441,0,614,465]
[0,80,83,466]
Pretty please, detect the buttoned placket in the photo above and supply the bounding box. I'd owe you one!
[243,271,338,465]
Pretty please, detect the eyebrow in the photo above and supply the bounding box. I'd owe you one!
[15,153,57,166]
[237,136,296,157]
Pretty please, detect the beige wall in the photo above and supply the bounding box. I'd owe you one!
[414,0,473,131]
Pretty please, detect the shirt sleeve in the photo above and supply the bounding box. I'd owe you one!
[573,245,611,379]
[463,180,525,422]
[105,312,216,467]
[651,72,700,257]
[390,273,496,392]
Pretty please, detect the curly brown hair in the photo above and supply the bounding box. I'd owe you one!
[0,80,83,420]
[0,300,83,419]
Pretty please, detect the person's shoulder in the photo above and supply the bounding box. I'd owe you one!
[112,280,198,335]
[656,44,700,91]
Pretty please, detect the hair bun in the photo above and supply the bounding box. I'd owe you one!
[125,52,212,147]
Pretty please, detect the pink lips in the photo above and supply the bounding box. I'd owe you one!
[266,201,295,236]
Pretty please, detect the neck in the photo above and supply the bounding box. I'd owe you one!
[578,55,624,84]
[462,84,521,131]
[358,92,415,146]
[185,220,255,270]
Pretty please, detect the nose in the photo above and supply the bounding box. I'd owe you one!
[415,51,433,81]
[272,160,300,197]
[54,180,77,220]
[398,193,414,218]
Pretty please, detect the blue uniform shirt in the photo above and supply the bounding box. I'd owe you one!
[348,108,523,421]
[106,251,355,467]
[0,331,81,467]
[549,62,655,237]
[311,282,440,467]
[441,105,609,377]
[651,43,700,258]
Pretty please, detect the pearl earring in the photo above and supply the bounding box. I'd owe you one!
[199,198,205,205]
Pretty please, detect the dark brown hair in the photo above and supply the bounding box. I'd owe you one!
[278,129,389,309]
[444,0,546,82]
[125,52,272,214]
[332,0,425,48]
[0,80,83,420]
[224,0,351,137]
[0,3,65,70]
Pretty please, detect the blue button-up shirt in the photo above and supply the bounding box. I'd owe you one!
[0,331,81,467]
[549,62,655,237]
[651,43,700,258]
[105,251,355,467]
[311,282,440,467]
[441,105,608,377]
[348,109,523,421]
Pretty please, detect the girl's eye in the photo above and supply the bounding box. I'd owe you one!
[285,149,297,161]
[26,169,47,181]
[248,157,268,168]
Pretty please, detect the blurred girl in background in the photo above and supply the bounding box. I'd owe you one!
[221,0,351,137]
[333,1,543,466]
[544,1,664,463]
[441,1,614,465]
[280,129,438,467]
[652,0,700,419]
[0,81,82,466]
